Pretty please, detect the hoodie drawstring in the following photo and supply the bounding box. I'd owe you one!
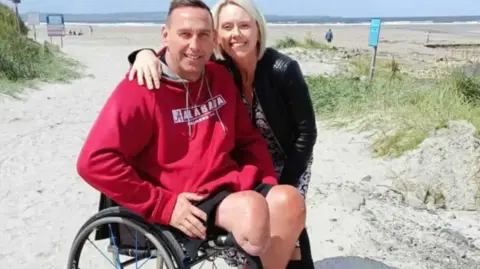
[182,71,227,137]
[185,85,191,136]
[205,77,227,134]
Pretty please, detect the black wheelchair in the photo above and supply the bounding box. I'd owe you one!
[66,205,263,269]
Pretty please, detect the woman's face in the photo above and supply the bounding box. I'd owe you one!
[217,4,259,61]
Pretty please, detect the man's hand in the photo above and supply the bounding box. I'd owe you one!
[170,192,207,239]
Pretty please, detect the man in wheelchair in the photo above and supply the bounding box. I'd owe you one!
[76,0,306,268]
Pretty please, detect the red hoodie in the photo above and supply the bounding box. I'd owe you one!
[77,57,278,225]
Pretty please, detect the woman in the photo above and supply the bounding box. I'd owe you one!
[127,0,317,268]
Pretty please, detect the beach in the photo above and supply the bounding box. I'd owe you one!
[48,22,480,77]
[1,22,480,269]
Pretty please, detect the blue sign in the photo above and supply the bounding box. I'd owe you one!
[368,18,382,47]
[46,14,65,25]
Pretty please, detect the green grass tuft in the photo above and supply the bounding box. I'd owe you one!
[0,3,85,98]
[306,55,480,157]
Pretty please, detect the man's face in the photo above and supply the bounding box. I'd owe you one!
[162,7,215,77]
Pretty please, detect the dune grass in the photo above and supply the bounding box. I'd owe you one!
[306,55,480,157]
[0,3,84,98]
[273,33,338,51]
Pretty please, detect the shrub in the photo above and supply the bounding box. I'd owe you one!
[0,3,84,97]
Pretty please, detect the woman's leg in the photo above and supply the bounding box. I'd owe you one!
[259,185,306,269]
[298,228,315,268]
[287,157,314,269]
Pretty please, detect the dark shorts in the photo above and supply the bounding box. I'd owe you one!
[194,183,273,236]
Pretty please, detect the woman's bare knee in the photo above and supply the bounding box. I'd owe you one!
[215,191,270,256]
[259,186,306,268]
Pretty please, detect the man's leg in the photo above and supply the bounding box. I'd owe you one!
[214,190,271,256]
[214,185,306,269]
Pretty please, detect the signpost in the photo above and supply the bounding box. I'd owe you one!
[46,13,66,47]
[27,12,40,41]
[10,0,21,33]
[368,18,382,81]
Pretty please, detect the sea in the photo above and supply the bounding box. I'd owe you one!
[18,12,480,27]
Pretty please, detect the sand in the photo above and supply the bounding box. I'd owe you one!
[1,23,480,269]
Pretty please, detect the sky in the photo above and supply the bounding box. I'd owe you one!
[1,0,480,18]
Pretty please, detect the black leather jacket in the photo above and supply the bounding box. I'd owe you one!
[128,48,317,187]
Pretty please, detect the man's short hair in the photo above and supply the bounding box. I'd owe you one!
[167,0,213,22]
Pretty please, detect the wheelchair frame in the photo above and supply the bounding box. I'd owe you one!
[66,206,262,269]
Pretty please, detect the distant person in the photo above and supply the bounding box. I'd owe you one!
[89,25,93,36]
[125,0,317,268]
[425,31,430,44]
[325,28,333,43]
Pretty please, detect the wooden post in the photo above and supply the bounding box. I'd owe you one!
[369,46,378,82]
[32,25,37,41]
[13,1,20,33]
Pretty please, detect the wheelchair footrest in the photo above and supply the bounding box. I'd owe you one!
[204,233,237,249]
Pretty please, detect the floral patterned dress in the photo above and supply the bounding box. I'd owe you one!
[217,92,313,267]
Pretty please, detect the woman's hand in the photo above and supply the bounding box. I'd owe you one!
[128,49,162,90]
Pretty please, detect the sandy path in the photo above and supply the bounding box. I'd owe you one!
[0,44,135,269]
[1,43,480,269]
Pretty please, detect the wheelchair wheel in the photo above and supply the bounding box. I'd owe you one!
[66,206,260,269]
[67,216,177,269]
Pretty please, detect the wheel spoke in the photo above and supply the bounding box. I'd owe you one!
[86,238,116,268]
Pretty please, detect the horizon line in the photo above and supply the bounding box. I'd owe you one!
[16,11,480,19]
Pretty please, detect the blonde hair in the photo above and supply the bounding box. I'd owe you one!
[211,0,268,60]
